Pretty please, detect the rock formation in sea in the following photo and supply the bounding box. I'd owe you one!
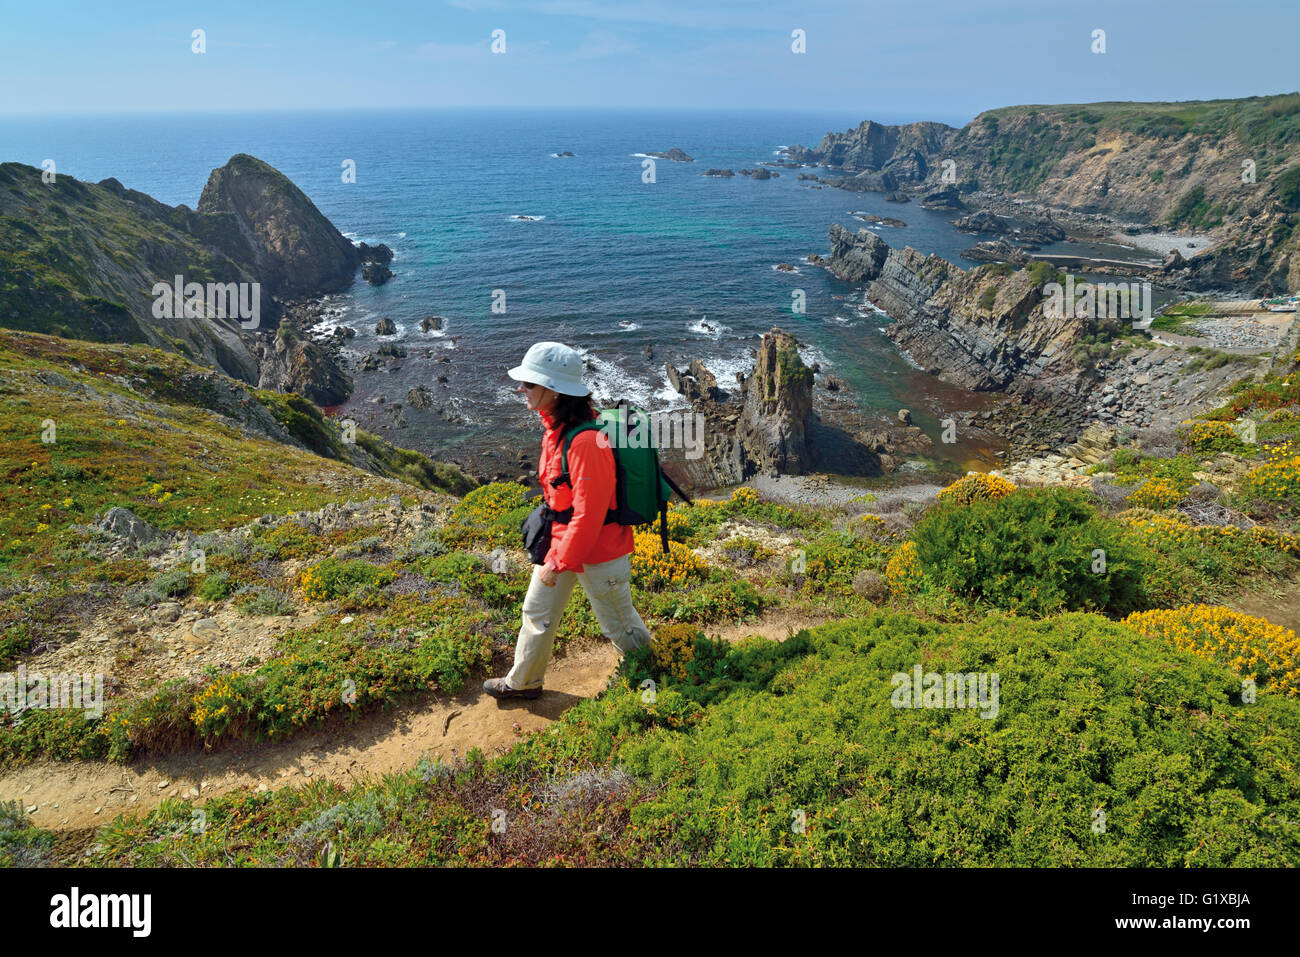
[647,148,694,162]
[661,328,932,487]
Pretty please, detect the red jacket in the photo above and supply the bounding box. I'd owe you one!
[538,408,634,572]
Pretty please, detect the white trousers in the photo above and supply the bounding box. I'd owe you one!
[506,553,652,690]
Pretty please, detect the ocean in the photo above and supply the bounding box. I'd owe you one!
[0,108,1137,481]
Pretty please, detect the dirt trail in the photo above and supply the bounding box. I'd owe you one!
[1,641,621,831]
[2,609,835,832]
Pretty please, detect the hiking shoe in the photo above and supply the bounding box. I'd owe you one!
[483,677,543,700]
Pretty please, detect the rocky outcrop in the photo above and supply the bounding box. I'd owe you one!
[855,213,906,228]
[647,148,693,162]
[664,327,938,487]
[960,240,1030,265]
[826,223,890,282]
[786,94,1300,294]
[782,120,953,178]
[362,263,394,285]
[860,238,1101,400]
[663,329,814,486]
[703,168,735,177]
[256,330,351,406]
[919,186,964,211]
[197,154,364,299]
[953,210,1065,244]
[738,168,778,179]
[0,156,376,398]
[374,317,396,335]
[742,329,815,474]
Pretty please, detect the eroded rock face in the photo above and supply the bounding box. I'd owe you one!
[742,329,815,475]
[662,329,816,487]
[257,332,352,406]
[197,154,363,299]
[827,223,890,282]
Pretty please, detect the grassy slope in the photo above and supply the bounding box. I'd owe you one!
[6,333,1300,866]
[0,163,244,344]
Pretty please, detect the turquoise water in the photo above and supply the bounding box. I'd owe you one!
[2,108,1050,475]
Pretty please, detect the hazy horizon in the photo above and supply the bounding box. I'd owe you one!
[2,0,1297,118]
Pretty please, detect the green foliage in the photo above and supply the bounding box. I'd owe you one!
[299,557,395,601]
[639,574,768,623]
[1166,186,1226,230]
[254,390,344,458]
[910,487,1146,615]
[978,286,997,311]
[0,800,56,867]
[233,585,293,616]
[414,552,527,608]
[1275,166,1300,212]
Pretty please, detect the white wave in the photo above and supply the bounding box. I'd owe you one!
[688,316,729,339]
[496,384,528,407]
[896,347,926,371]
[771,264,801,274]
[397,231,407,239]
[341,231,358,240]
[797,343,832,371]
[572,347,662,410]
[509,214,546,222]
[617,320,641,331]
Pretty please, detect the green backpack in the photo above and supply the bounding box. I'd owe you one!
[550,401,693,554]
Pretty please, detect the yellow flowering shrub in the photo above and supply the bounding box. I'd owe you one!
[884,541,925,595]
[1241,446,1300,504]
[1265,407,1298,422]
[936,472,1016,507]
[856,514,893,539]
[1124,604,1300,697]
[631,531,707,589]
[664,503,690,541]
[649,622,700,681]
[192,674,254,737]
[1126,478,1183,510]
[452,481,533,525]
[1180,420,1251,455]
[1119,511,1300,554]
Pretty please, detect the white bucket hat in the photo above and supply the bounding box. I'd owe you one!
[507,341,589,397]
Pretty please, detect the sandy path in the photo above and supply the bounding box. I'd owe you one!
[0,641,621,831]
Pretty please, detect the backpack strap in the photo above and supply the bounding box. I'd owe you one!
[549,420,616,525]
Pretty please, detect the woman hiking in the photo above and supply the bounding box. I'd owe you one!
[483,341,654,700]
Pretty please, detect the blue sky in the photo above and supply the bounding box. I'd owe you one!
[1,0,1296,121]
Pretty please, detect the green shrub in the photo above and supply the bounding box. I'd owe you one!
[197,570,237,601]
[610,611,1300,865]
[910,487,1146,615]
[233,585,294,616]
[299,558,395,601]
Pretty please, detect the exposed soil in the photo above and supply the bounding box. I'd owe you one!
[1,640,620,831]
[2,608,834,832]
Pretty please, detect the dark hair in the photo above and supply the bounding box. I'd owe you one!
[551,391,598,434]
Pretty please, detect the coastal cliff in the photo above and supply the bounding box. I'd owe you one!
[790,94,1300,294]
[0,156,383,400]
